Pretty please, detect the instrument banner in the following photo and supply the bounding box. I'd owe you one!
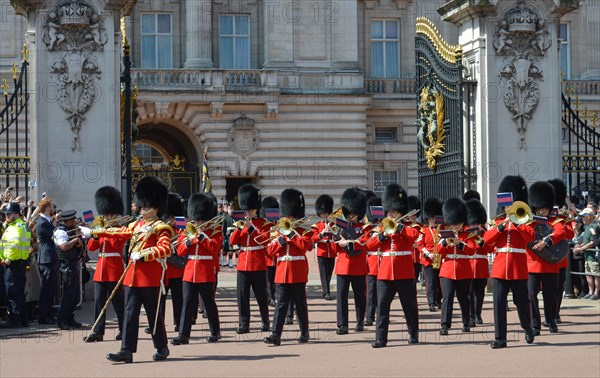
[82,210,95,223]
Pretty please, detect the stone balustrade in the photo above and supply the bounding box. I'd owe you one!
[562,80,600,96]
[364,78,416,95]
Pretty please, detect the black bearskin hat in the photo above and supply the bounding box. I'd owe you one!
[528,181,555,213]
[443,197,468,225]
[340,187,367,220]
[315,194,334,216]
[362,190,377,202]
[366,196,382,223]
[94,186,124,216]
[238,183,261,211]
[165,192,185,218]
[462,190,481,202]
[498,175,528,204]
[548,179,567,207]
[423,197,444,222]
[382,184,408,215]
[134,176,169,216]
[280,189,305,219]
[188,193,217,221]
[466,199,487,226]
[259,196,279,218]
[408,195,421,212]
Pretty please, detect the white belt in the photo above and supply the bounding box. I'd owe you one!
[277,255,306,262]
[380,251,412,257]
[241,246,265,251]
[472,254,488,259]
[496,247,526,254]
[98,252,120,258]
[445,254,471,259]
[367,251,379,256]
[188,255,213,261]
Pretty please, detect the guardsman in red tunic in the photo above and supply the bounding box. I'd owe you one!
[230,184,273,334]
[84,186,126,343]
[437,198,474,335]
[526,181,568,335]
[261,197,280,307]
[91,176,173,363]
[548,179,573,323]
[417,197,444,311]
[407,195,423,287]
[367,184,420,348]
[364,196,381,327]
[263,189,312,346]
[171,193,221,345]
[465,199,492,327]
[483,175,536,349]
[335,188,369,335]
[311,194,337,301]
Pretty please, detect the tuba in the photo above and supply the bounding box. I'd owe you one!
[506,201,533,225]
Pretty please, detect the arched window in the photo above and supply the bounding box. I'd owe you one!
[134,142,168,166]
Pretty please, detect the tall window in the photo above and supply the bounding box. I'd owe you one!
[219,15,250,69]
[560,23,570,79]
[373,170,398,197]
[141,13,173,68]
[370,20,400,78]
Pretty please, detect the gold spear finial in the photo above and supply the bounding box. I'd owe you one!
[2,79,8,97]
[21,43,29,62]
[11,63,18,80]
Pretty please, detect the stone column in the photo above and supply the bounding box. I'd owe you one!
[439,0,579,212]
[184,0,213,68]
[11,0,136,211]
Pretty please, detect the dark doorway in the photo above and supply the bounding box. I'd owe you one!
[225,177,256,208]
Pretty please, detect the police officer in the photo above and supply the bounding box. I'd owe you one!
[0,203,31,328]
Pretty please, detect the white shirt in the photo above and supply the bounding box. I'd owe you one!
[53,228,69,246]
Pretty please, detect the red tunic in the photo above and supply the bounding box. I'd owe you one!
[526,216,567,274]
[230,217,273,272]
[484,220,535,280]
[88,236,126,282]
[266,228,311,284]
[166,228,185,280]
[311,221,338,259]
[418,225,442,267]
[557,216,575,269]
[334,222,369,276]
[411,223,424,263]
[94,218,174,287]
[437,230,474,280]
[467,235,492,279]
[365,224,420,280]
[177,232,219,283]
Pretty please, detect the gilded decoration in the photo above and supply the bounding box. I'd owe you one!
[416,82,445,170]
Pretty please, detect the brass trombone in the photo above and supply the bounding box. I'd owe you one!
[378,209,420,235]
[172,223,199,246]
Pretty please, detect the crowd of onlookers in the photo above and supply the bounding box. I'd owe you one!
[570,198,600,300]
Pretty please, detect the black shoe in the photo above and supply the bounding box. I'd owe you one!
[84,332,103,342]
[21,322,29,328]
[364,317,374,326]
[106,349,133,363]
[549,324,558,333]
[57,322,71,330]
[555,316,562,324]
[261,323,270,332]
[468,319,476,328]
[440,325,449,336]
[38,319,53,325]
[67,320,82,329]
[207,334,221,343]
[153,347,169,361]
[371,339,387,348]
[0,322,21,329]
[115,332,122,341]
[429,304,436,312]
[525,328,535,344]
[202,312,207,319]
[236,326,249,334]
[325,294,332,301]
[533,328,541,336]
[542,320,549,328]
[144,327,151,334]
[491,340,507,349]
[269,300,276,307]
[355,323,364,332]
[476,315,483,325]
[285,317,293,325]
[298,334,309,343]
[336,326,348,335]
[408,336,419,344]
[462,325,470,332]
[170,336,189,345]
[263,335,281,346]
[436,302,442,309]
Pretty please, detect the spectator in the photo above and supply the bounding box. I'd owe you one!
[36,198,59,324]
[572,218,589,298]
[573,208,600,300]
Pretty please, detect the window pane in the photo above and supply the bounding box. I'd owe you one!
[560,47,568,78]
[235,37,250,69]
[141,35,156,68]
[385,21,398,39]
[371,21,383,39]
[220,37,234,69]
[141,14,155,34]
[236,16,249,35]
[375,128,397,142]
[157,14,171,33]
[370,42,384,78]
[385,42,399,78]
[220,15,233,35]
[560,24,568,41]
[157,36,172,68]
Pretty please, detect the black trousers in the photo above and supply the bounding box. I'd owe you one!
[492,279,531,341]
[317,256,336,296]
[423,265,442,306]
[366,274,378,320]
[160,277,183,329]
[440,277,471,328]
[336,274,366,327]
[528,272,558,329]
[38,262,58,321]
[470,278,487,321]
[93,281,124,335]
[375,279,419,342]
[556,268,566,317]
[4,260,27,325]
[58,263,79,323]
[272,283,308,338]
[286,297,295,320]
[237,270,269,327]
[266,266,276,302]
[180,281,219,338]
[121,286,167,353]
[413,263,422,288]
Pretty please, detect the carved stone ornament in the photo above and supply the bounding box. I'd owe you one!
[227,115,260,159]
[43,1,108,151]
[492,0,551,149]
